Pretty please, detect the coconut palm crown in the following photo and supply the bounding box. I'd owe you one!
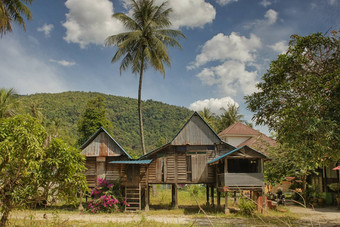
[0,0,33,36]
[105,0,185,155]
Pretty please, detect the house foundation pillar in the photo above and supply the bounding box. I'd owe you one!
[224,190,229,214]
[145,184,149,211]
[206,184,210,206]
[172,183,178,209]
[211,184,214,207]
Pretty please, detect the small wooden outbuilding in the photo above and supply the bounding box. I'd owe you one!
[80,127,132,187]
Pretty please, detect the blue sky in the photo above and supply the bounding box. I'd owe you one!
[0,0,339,135]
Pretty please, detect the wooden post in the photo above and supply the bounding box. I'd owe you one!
[145,184,149,211]
[206,184,210,206]
[172,183,178,209]
[233,191,237,205]
[217,190,221,209]
[262,188,266,213]
[224,191,229,214]
[211,184,214,208]
[78,191,84,211]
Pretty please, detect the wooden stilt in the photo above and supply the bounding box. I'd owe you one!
[145,184,149,211]
[224,191,229,214]
[206,184,210,206]
[172,183,178,209]
[262,188,266,213]
[233,191,237,205]
[217,189,221,209]
[211,184,214,208]
[78,191,84,211]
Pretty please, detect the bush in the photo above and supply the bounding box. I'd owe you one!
[87,178,127,213]
[238,198,256,215]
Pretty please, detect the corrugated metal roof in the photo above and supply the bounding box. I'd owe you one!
[208,145,270,165]
[79,127,132,159]
[109,160,152,164]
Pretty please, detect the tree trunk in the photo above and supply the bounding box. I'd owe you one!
[138,54,146,155]
[0,209,10,227]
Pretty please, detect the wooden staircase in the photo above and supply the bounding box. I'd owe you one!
[125,184,141,212]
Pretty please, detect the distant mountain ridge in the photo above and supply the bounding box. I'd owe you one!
[17,91,193,157]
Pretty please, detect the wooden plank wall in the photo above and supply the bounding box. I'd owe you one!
[82,132,124,157]
[147,145,218,184]
[171,115,221,146]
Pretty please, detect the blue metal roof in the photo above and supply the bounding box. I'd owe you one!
[109,160,153,164]
[208,145,270,165]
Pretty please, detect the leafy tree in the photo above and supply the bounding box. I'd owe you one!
[0,115,45,226]
[105,0,185,154]
[0,88,19,118]
[0,0,33,36]
[0,115,87,226]
[39,138,87,205]
[245,32,340,193]
[77,96,113,146]
[217,104,244,133]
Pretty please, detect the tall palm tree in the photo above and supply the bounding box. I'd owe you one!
[105,0,185,155]
[0,0,33,36]
[218,104,245,132]
[199,108,218,132]
[0,88,19,118]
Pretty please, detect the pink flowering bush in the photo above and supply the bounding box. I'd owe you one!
[87,178,128,213]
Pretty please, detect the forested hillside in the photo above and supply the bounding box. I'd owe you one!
[17,91,193,157]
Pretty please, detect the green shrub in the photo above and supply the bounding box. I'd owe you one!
[238,198,256,215]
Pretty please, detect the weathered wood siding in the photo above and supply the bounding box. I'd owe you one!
[171,115,221,145]
[147,145,221,184]
[81,132,124,157]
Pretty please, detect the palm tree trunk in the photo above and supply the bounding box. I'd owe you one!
[138,54,146,155]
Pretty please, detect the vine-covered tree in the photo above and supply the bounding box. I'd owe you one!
[0,0,33,36]
[245,32,340,192]
[105,0,185,154]
[77,95,113,146]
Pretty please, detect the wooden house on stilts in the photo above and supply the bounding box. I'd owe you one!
[81,112,270,213]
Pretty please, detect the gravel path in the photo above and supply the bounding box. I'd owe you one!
[9,205,340,226]
[289,205,340,226]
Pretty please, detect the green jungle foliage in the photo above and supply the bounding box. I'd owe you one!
[16,91,193,157]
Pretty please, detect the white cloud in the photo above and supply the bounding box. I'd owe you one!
[49,59,76,67]
[215,0,238,6]
[268,40,288,53]
[264,9,278,25]
[260,0,271,7]
[37,24,54,37]
[197,61,259,96]
[164,0,216,29]
[123,0,216,29]
[189,97,239,115]
[63,0,215,48]
[245,9,278,29]
[0,38,68,94]
[62,0,125,48]
[188,32,261,69]
[329,0,337,5]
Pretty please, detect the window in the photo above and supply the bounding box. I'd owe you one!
[227,159,259,173]
[186,156,192,181]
